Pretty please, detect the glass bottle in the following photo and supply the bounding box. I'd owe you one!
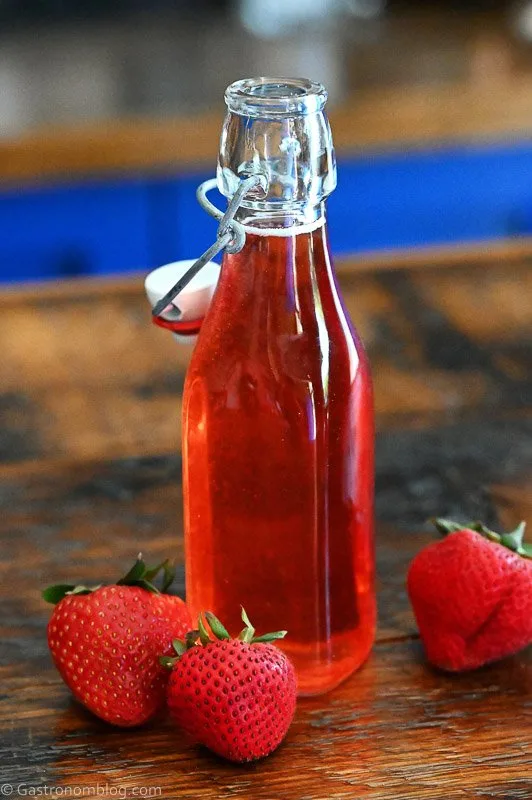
[183,77,375,695]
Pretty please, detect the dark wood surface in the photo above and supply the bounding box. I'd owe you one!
[0,250,530,798]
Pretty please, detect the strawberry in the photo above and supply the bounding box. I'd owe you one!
[43,555,192,727]
[162,608,297,762]
[407,518,532,672]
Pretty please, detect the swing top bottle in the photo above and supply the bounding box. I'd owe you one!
[183,77,376,695]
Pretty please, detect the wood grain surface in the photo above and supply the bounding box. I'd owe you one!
[0,455,530,799]
[0,251,530,798]
[0,252,530,465]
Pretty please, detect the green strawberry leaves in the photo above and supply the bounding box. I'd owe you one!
[205,612,230,640]
[236,606,286,644]
[117,554,176,594]
[198,612,212,645]
[250,631,289,643]
[41,584,100,604]
[172,638,187,656]
[143,559,176,593]
[432,518,532,560]
[159,608,288,669]
[42,553,178,604]
[238,607,256,643]
[117,556,146,585]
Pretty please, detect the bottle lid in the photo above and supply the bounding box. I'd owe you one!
[145,260,220,345]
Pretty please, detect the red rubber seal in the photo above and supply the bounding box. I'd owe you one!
[152,315,203,336]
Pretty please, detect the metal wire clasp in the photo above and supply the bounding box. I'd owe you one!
[151,173,265,320]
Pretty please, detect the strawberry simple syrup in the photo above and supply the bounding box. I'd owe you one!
[183,220,376,695]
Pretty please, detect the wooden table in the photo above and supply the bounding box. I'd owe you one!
[0,249,530,799]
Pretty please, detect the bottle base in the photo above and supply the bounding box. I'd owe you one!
[281,627,375,697]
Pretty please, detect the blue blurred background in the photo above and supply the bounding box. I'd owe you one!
[2,0,532,282]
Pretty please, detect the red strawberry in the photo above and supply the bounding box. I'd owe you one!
[407,518,532,671]
[163,608,297,762]
[43,555,192,727]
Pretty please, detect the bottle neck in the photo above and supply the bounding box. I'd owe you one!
[222,210,332,291]
[234,201,326,235]
[215,214,335,342]
[219,79,336,218]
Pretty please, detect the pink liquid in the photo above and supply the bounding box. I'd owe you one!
[183,222,375,695]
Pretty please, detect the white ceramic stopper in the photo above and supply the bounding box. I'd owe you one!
[145,260,220,345]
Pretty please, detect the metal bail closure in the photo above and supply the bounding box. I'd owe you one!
[147,173,266,344]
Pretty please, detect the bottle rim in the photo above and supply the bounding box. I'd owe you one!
[225,77,327,118]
